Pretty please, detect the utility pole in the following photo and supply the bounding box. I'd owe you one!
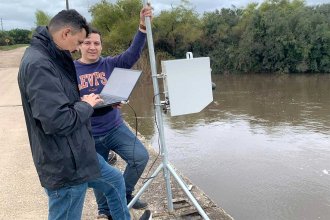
[1,18,3,32]
[66,0,69,10]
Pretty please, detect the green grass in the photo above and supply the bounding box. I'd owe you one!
[0,44,28,51]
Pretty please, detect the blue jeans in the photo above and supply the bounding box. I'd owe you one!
[45,183,87,220]
[94,123,149,216]
[45,154,131,220]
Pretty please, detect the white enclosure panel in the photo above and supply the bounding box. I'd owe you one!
[162,57,213,116]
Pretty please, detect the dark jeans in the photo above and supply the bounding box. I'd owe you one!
[93,123,149,216]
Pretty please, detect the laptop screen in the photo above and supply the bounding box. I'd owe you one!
[97,68,142,108]
[102,68,141,99]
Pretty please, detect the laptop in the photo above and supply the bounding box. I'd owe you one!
[94,67,142,109]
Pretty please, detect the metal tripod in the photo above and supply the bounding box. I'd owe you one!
[127,1,210,219]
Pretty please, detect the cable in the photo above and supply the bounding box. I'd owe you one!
[140,93,163,183]
[126,102,159,182]
[152,93,162,159]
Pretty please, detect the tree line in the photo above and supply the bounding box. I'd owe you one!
[0,29,31,46]
[17,0,330,73]
[89,0,330,74]
[0,10,51,46]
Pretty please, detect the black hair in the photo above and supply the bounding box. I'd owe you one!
[48,9,90,37]
[90,27,101,36]
[89,27,102,43]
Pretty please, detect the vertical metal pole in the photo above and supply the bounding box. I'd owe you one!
[143,0,174,212]
[139,2,210,219]
[66,0,69,10]
[1,18,3,32]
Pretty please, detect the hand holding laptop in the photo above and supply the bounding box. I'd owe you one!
[112,103,123,109]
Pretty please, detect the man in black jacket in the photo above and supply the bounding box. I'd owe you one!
[17,10,140,220]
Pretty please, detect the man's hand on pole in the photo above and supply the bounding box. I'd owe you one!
[139,3,153,33]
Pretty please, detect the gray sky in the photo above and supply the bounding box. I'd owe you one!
[0,0,329,30]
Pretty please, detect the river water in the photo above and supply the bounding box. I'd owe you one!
[122,73,330,220]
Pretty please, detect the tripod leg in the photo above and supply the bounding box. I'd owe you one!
[166,164,210,220]
[163,163,174,212]
[127,163,163,209]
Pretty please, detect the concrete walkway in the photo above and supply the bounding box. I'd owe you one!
[0,47,47,219]
[0,47,97,219]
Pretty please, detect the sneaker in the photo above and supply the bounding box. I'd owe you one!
[108,151,117,165]
[127,194,148,209]
[96,213,112,220]
[139,210,152,220]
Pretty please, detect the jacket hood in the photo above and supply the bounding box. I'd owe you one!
[31,26,57,57]
[31,26,78,84]
[32,26,51,45]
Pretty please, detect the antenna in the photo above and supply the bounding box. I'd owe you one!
[66,0,69,10]
[1,18,3,31]
[127,1,211,219]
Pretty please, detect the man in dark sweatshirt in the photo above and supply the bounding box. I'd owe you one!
[74,5,152,219]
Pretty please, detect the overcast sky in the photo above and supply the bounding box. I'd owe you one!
[0,0,329,30]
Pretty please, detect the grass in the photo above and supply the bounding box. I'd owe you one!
[0,44,28,51]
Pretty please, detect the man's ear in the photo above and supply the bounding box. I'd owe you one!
[62,28,71,40]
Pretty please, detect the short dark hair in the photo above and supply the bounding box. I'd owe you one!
[48,9,90,37]
[90,27,101,36]
[89,27,102,43]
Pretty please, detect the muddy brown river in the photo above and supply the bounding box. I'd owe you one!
[122,73,330,220]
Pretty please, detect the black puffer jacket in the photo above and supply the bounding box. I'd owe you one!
[17,26,101,190]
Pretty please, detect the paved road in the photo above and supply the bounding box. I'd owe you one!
[0,47,97,220]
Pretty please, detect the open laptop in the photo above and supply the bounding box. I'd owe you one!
[94,67,142,109]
